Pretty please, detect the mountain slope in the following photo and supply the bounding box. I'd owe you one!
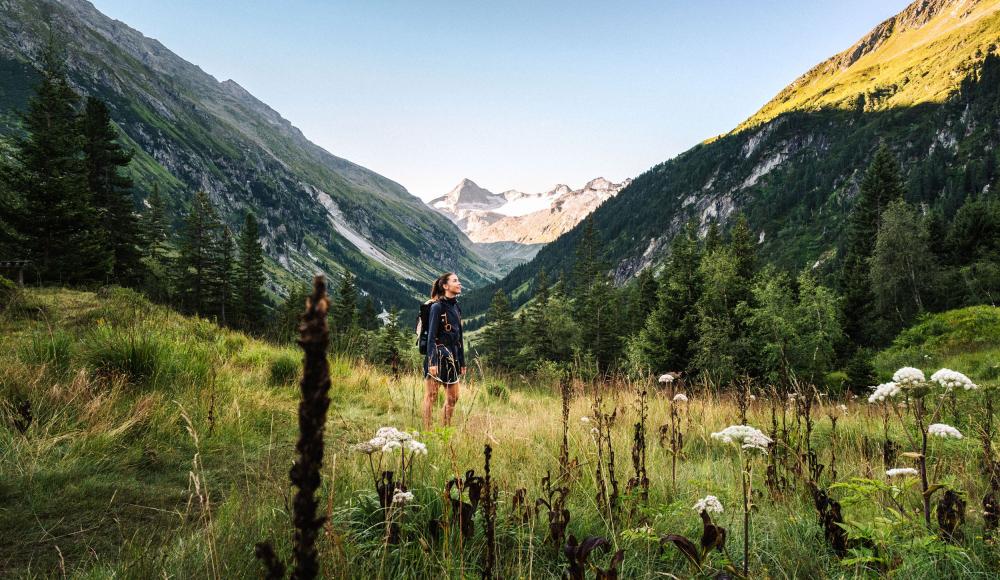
[465,0,1000,314]
[0,0,493,307]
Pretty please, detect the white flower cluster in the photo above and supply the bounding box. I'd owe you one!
[580,416,590,424]
[658,373,676,384]
[886,467,919,477]
[930,369,978,392]
[837,404,848,415]
[711,425,772,452]
[353,426,427,455]
[927,423,963,439]
[693,495,723,514]
[868,382,901,403]
[673,393,689,403]
[893,367,926,388]
[392,490,415,505]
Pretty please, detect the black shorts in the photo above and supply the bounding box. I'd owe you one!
[424,345,460,385]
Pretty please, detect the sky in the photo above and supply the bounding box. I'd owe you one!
[90,0,911,201]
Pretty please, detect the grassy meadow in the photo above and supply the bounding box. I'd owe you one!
[1,286,999,578]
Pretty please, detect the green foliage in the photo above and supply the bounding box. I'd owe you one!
[481,288,516,368]
[870,198,935,336]
[19,329,74,377]
[268,352,300,386]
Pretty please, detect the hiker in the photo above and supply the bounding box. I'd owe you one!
[420,272,466,429]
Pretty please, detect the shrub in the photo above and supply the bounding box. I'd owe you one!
[485,379,510,401]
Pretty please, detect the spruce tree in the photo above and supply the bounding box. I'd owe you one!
[0,141,20,256]
[378,306,404,366]
[360,296,378,331]
[14,37,109,283]
[580,273,622,371]
[524,269,552,365]
[331,267,358,338]
[139,184,173,303]
[628,266,659,331]
[177,191,220,314]
[841,145,905,347]
[638,220,702,373]
[81,96,141,284]
[482,288,516,367]
[206,225,236,325]
[236,212,266,328]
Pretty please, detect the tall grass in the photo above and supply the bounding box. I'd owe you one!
[2,288,999,578]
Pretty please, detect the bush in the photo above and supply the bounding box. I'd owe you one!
[0,275,17,309]
[269,353,300,386]
[484,379,510,401]
[823,371,848,396]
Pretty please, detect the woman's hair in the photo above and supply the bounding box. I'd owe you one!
[430,272,456,300]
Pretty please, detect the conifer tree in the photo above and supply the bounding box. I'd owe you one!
[177,191,220,314]
[841,145,905,347]
[524,269,552,365]
[0,141,20,256]
[579,272,622,371]
[360,296,378,331]
[236,212,266,328]
[628,266,659,331]
[14,37,109,283]
[81,96,141,284]
[331,267,358,338]
[378,306,404,366]
[140,184,173,302]
[206,224,236,325]
[869,199,934,334]
[639,220,702,374]
[482,288,516,367]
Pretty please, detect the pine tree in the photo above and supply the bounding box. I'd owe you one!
[0,141,20,256]
[628,266,659,331]
[81,96,141,284]
[580,273,622,371]
[331,267,358,339]
[378,306,404,367]
[523,269,552,365]
[139,184,173,303]
[572,216,604,294]
[638,220,702,373]
[841,145,905,347]
[13,37,109,283]
[704,221,722,254]
[177,191,220,314]
[236,212,266,328]
[360,296,378,331]
[482,288,516,367]
[206,225,236,325]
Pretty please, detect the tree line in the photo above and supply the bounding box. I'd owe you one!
[478,144,1000,391]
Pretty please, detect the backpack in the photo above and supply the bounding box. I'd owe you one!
[416,300,434,355]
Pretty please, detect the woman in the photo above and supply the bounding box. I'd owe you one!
[423,272,466,429]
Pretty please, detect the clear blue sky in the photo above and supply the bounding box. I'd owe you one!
[91,0,909,200]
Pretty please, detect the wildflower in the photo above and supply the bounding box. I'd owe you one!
[929,368,977,392]
[591,427,600,435]
[837,404,848,415]
[580,416,591,424]
[928,423,963,439]
[867,382,900,403]
[382,440,403,452]
[886,467,920,477]
[672,393,689,403]
[893,367,925,388]
[749,394,757,401]
[658,373,675,384]
[711,425,772,452]
[352,441,379,455]
[405,440,427,455]
[375,427,413,442]
[693,495,724,514]
[392,490,415,505]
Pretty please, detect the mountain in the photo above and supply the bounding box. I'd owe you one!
[429,176,630,263]
[465,0,1000,314]
[0,0,494,307]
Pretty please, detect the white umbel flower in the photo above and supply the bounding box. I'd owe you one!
[693,495,723,514]
[837,404,848,415]
[868,382,900,403]
[928,423,963,439]
[580,416,591,424]
[673,393,689,403]
[893,367,926,388]
[382,440,403,452]
[930,369,977,392]
[405,440,428,455]
[392,490,415,504]
[658,373,676,384]
[886,467,920,477]
[711,425,772,452]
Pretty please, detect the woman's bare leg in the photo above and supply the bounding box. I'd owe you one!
[443,381,461,426]
[423,376,439,430]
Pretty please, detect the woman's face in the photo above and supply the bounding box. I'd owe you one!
[444,274,462,295]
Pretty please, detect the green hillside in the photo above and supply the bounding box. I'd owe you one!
[0,0,493,308]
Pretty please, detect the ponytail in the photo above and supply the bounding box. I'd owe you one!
[430,272,456,301]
